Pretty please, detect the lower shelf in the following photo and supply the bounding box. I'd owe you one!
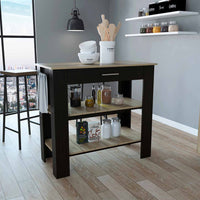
[45,127,141,156]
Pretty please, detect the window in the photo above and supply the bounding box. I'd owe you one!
[0,0,37,112]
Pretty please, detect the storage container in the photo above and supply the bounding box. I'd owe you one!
[101,119,112,139]
[161,22,168,32]
[146,24,154,33]
[168,0,186,12]
[70,86,81,107]
[158,0,169,13]
[111,117,121,137]
[100,41,115,64]
[149,2,159,15]
[168,21,179,32]
[140,24,147,34]
[102,85,112,104]
[153,23,161,33]
[88,121,101,142]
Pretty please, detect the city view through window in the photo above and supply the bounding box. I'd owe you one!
[0,0,37,112]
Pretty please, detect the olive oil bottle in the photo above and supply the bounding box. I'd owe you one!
[97,85,102,105]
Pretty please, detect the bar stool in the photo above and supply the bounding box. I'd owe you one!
[0,70,38,150]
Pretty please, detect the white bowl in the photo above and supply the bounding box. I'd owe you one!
[80,46,97,54]
[79,41,97,51]
[78,53,99,65]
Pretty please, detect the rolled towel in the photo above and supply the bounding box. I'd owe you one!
[38,73,48,113]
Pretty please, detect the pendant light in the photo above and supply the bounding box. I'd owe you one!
[67,0,84,31]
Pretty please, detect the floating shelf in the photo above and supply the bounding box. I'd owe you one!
[45,127,141,156]
[125,11,199,22]
[125,31,198,37]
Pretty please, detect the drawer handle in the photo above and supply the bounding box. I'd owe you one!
[102,73,119,76]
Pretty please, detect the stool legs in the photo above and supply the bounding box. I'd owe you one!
[24,76,31,135]
[16,77,21,150]
[2,76,7,143]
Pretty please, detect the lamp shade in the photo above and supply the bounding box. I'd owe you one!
[67,9,84,31]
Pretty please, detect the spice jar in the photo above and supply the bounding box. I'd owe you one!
[70,86,81,107]
[101,119,112,139]
[85,96,94,108]
[111,117,121,137]
[168,21,179,32]
[146,24,153,33]
[161,22,168,32]
[153,23,161,33]
[138,8,145,17]
[140,24,147,34]
[102,85,112,104]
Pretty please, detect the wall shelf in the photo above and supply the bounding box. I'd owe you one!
[125,11,199,22]
[125,32,198,37]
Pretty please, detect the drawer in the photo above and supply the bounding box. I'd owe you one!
[65,67,143,84]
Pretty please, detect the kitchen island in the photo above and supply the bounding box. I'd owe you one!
[37,61,156,179]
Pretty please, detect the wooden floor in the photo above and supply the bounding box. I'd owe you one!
[0,111,200,200]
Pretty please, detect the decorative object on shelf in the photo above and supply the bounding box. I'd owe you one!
[161,22,168,32]
[85,96,95,108]
[111,117,121,137]
[67,0,84,31]
[140,24,147,34]
[153,23,161,33]
[88,121,101,142]
[70,86,81,107]
[78,41,99,64]
[146,24,154,33]
[168,21,179,32]
[158,0,169,14]
[112,94,124,105]
[76,121,88,144]
[97,85,102,105]
[149,1,159,15]
[102,85,112,104]
[101,119,112,139]
[97,14,121,64]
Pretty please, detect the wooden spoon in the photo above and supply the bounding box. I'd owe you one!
[108,24,116,41]
[97,24,106,41]
[101,14,109,28]
[113,22,121,40]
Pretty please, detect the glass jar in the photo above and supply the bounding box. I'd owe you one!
[102,85,112,104]
[168,21,179,32]
[70,86,81,107]
[111,117,121,137]
[140,24,147,34]
[161,22,168,32]
[112,94,124,105]
[85,96,94,108]
[101,119,112,139]
[146,24,153,33]
[138,8,145,17]
[153,23,161,33]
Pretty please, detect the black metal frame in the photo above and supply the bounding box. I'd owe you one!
[0,0,38,113]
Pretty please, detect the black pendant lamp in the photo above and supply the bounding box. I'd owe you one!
[67,0,84,31]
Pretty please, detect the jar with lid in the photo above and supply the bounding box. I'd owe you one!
[85,96,94,108]
[168,21,179,32]
[149,1,159,15]
[161,22,168,32]
[158,0,169,14]
[112,94,124,105]
[146,24,153,33]
[111,117,121,137]
[102,85,112,104]
[153,23,161,33]
[140,24,147,34]
[138,8,145,17]
[101,119,112,139]
[70,86,81,107]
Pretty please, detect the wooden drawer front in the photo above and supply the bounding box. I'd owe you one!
[65,67,143,84]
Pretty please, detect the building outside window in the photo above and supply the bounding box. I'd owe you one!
[0,0,37,112]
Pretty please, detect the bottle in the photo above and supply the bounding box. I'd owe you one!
[97,85,102,105]
[92,84,95,103]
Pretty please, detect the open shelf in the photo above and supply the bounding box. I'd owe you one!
[68,98,142,120]
[125,32,198,37]
[45,127,141,156]
[125,11,199,22]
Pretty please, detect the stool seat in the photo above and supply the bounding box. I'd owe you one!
[0,69,37,77]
